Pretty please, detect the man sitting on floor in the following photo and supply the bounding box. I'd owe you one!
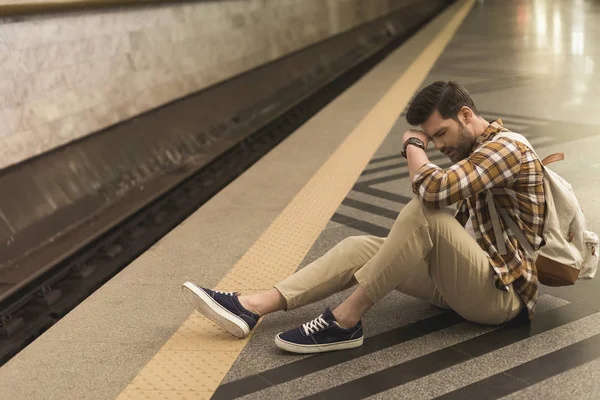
[181,81,544,354]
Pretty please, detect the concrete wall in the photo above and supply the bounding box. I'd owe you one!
[0,0,416,170]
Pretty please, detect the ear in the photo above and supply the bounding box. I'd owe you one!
[460,106,474,124]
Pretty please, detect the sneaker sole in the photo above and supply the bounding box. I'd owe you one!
[181,282,250,338]
[274,333,364,354]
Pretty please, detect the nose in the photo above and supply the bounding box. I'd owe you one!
[434,140,444,151]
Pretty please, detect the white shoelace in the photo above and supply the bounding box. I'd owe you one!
[302,315,329,335]
[214,290,235,296]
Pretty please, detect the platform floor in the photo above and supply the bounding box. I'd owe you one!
[3,0,600,399]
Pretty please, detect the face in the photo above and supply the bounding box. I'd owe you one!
[421,108,475,163]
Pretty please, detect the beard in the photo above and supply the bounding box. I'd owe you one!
[448,122,474,163]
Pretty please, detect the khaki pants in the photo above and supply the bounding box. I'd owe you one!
[275,198,523,325]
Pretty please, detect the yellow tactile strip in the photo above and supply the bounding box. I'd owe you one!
[116,1,474,398]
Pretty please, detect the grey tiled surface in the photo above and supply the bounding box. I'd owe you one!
[501,357,600,400]
[372,303,600,400]
[238,322,496,400]
[225,292,570,394]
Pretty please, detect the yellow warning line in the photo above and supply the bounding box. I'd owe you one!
[117,1,474,398]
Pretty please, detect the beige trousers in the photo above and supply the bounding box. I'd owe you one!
[275,198,524,325]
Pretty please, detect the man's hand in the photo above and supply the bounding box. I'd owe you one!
[402,129,430,149]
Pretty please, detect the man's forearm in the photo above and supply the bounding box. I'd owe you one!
[407,145,430,182]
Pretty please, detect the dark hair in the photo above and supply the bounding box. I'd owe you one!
[406,81,479,126]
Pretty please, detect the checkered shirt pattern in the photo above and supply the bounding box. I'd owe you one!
[412,120,545,318]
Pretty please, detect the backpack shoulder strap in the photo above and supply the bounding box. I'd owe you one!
[486,127,542,259]
[498,207,537,259]
[493,130,538,158]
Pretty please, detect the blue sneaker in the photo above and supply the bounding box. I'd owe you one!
[275,308,364,354]
[181,282,259,338]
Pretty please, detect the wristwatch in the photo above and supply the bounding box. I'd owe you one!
[401,137,425,158]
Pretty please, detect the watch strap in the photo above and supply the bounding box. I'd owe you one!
[401,137,425,158]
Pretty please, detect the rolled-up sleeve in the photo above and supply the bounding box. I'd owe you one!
[411,138,522,208]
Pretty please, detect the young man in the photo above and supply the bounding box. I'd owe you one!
[182,81,544,354]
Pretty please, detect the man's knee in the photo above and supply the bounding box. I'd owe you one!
[404,197,424,212]
[338,236,364,250]
[400,197,447,219]
[398,197,427,222]
[399,198,458,235]
[419,201,456,225]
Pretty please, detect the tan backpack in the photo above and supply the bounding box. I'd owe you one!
[486,131,599,286]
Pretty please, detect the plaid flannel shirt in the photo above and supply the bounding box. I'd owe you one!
[412,119,545,318]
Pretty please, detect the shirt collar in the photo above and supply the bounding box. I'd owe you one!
[472,118,505,151]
